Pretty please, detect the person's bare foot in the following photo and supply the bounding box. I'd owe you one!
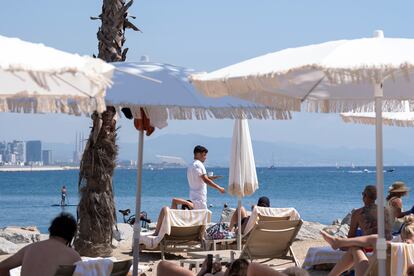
[320,230,339,250]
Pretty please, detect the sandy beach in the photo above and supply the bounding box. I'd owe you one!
[0,226,331,275]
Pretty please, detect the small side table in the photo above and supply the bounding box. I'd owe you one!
[207,238,236,251]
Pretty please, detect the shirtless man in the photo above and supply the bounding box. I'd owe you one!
[348,185,379,237]
[0,213,81,276]
[326,185,391,276]
[60,185,67,206]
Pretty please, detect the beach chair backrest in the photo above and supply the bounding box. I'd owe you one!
[258,214,290,222]
[166,225,204,241]
[242,220,302,260]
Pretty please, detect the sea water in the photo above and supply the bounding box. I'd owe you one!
[1,167,414,233]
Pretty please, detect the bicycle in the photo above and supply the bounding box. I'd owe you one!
[118,208,151,229]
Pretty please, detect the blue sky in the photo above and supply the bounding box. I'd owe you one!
[1,1,414,154]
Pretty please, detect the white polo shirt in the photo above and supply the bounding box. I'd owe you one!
[187,159,207,209]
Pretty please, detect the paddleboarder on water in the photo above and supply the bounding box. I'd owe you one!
[60,185,67,206]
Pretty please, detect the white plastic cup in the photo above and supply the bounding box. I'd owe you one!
[208,171,214,177]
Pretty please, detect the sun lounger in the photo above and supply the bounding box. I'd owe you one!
[240,220,303,266]
[243,206,301,236]
[363,243,414,276]
[140,208,211,259]
[54,259,132,276]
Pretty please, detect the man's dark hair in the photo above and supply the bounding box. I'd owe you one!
[257,196,270,207]
[193,145,208,155]
[48,212,77,244]
[181,200,193,210]
[364,185,377,201]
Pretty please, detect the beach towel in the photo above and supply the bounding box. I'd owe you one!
[302,246,373,269]
[390,243,414,276]
[73,257,114,276]
[140,208,211,249]
[243,206,301,235]
[302,246,347,269]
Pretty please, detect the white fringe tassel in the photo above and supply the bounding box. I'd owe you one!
[0,93,105,116]
[341,114,414,127]
[191,64,414,113]
[111,104,292,121]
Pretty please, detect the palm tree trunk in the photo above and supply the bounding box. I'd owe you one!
[74,0,139,256]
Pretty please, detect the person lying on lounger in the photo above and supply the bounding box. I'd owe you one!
[229,196,270,233]
[321,214,414,276]
[171,198,193,210]
[0,213,81,276]
[156,257,309,276]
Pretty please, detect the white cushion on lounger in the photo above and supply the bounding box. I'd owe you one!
[140,208,211,249]
[243,206,301,235]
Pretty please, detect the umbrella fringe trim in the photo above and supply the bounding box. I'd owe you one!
[0,93,105,116]
[304,99,408,113]
[340,114,414,127]
[191,63,414,113]
[111,105,292,121]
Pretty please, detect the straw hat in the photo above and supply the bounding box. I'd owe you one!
[389,181,409,193]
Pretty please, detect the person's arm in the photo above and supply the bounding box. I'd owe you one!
[0,247,26,276]
[171,198,194,209]
[392,198,412,218]
[201,174,225,193]
[348,210,359,238]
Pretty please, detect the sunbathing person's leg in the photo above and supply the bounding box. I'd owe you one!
[229,206,248,231]
[154,207,169,235]
[351,247,369,276]
[247,263,285,276]
[157,260,194,276]
[321,231,378,250]
[328,250,355,276]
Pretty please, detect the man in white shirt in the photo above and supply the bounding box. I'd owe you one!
[187,145,225,209]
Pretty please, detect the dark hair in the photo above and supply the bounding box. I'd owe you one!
[363,185,377,201]
[48,213,77,244]
[193,145,208,155]
[181,200,193,210]
[257,196,270,207]
[226,258,249,276]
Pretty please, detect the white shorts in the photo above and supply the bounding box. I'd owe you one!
[192,200,207,210]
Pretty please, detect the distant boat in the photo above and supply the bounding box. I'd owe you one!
[269,153,277,169]
[351,163,356,169]
[363,169,369,173]
[336,162,340,169]
[386,168,395,173]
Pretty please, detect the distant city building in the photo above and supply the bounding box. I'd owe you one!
[0,140,25,164]
[42,150,53,165]
[26,140,42,162]
[72,132,85,164]
[14,141,25,163]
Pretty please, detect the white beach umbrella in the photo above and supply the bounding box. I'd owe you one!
[341,101,414,127]
[105,60,288,276]
[0,35,114,115]
[229,119,258,250]
[191,30,414,275]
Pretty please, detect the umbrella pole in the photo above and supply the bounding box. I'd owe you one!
[132,129,145,276]
[375,83,386,276]
[237,197,242,250]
